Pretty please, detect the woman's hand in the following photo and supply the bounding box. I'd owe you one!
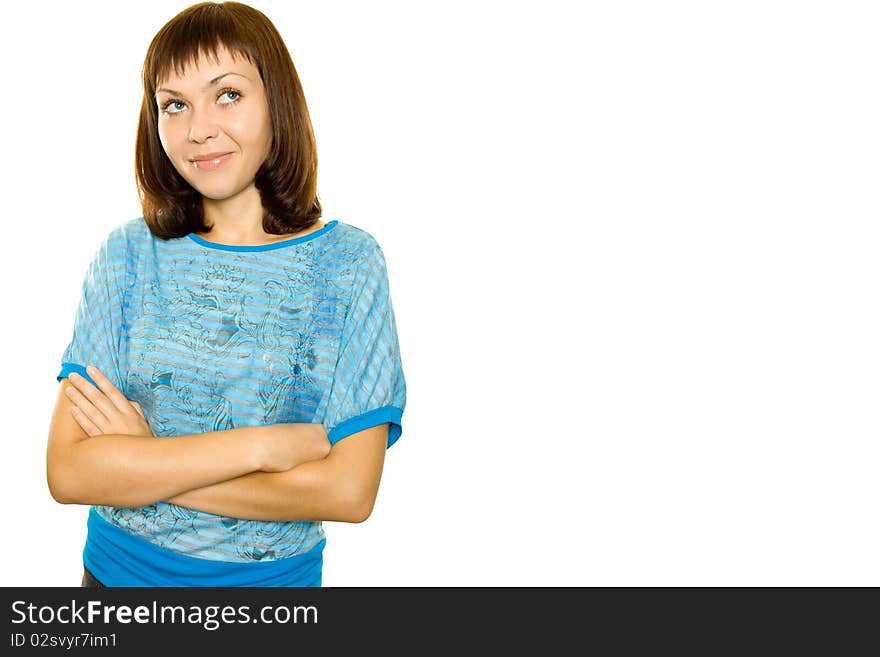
[66,366,154,438]
[259,423,331,472]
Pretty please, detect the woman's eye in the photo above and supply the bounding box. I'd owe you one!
[163,100,185,114]
[220,90,240,103]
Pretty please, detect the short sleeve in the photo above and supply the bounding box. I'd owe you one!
[56,229,127,391]
[322,241,407,448]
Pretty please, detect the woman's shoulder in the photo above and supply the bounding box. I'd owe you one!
[102,216,152,248]
[85,217,150,264]
[330,220,388,261]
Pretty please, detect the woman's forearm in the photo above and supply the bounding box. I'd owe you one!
[62,426,267,508]
[166,424,388,523]
[166,459,352,523]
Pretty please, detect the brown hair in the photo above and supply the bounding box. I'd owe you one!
[135,1,322,239]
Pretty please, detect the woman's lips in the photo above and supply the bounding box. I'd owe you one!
[192,153,233,171]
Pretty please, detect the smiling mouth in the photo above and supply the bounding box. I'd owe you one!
[191,153,234,171]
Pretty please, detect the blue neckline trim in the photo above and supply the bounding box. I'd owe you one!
[186,220,338,252]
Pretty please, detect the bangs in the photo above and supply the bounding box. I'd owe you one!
[144,5,258,90]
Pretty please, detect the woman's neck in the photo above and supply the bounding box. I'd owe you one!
[196,185,325,246]
[199,186,269,244]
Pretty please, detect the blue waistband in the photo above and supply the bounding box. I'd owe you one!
[83,506,324,587]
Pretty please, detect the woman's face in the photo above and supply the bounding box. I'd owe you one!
[155,46,272,202]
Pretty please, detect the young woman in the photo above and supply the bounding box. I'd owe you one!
[46,1,406,587]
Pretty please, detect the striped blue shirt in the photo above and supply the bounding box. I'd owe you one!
[56,217,406,586]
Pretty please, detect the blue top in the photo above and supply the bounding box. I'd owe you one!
[57,217,406,586]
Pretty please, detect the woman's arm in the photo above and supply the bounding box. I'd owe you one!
[47,376,329,508]
[165,423,389,523]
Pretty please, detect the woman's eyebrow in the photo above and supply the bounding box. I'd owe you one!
[156,72,249,97]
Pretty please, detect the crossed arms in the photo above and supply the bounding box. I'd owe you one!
[46,368,387,523]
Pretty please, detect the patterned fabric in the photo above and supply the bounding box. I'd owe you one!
[57,217,406,570]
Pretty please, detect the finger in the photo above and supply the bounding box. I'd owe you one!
[69,371,118,422]
[70,406,100,437]
[65,383,110,433]
[84,366,132,412]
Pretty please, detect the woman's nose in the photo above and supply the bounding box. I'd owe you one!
[187,111,219,143]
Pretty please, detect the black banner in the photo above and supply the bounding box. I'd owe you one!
[1,587,873,651]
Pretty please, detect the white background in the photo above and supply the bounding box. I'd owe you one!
[1,0,878,587]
